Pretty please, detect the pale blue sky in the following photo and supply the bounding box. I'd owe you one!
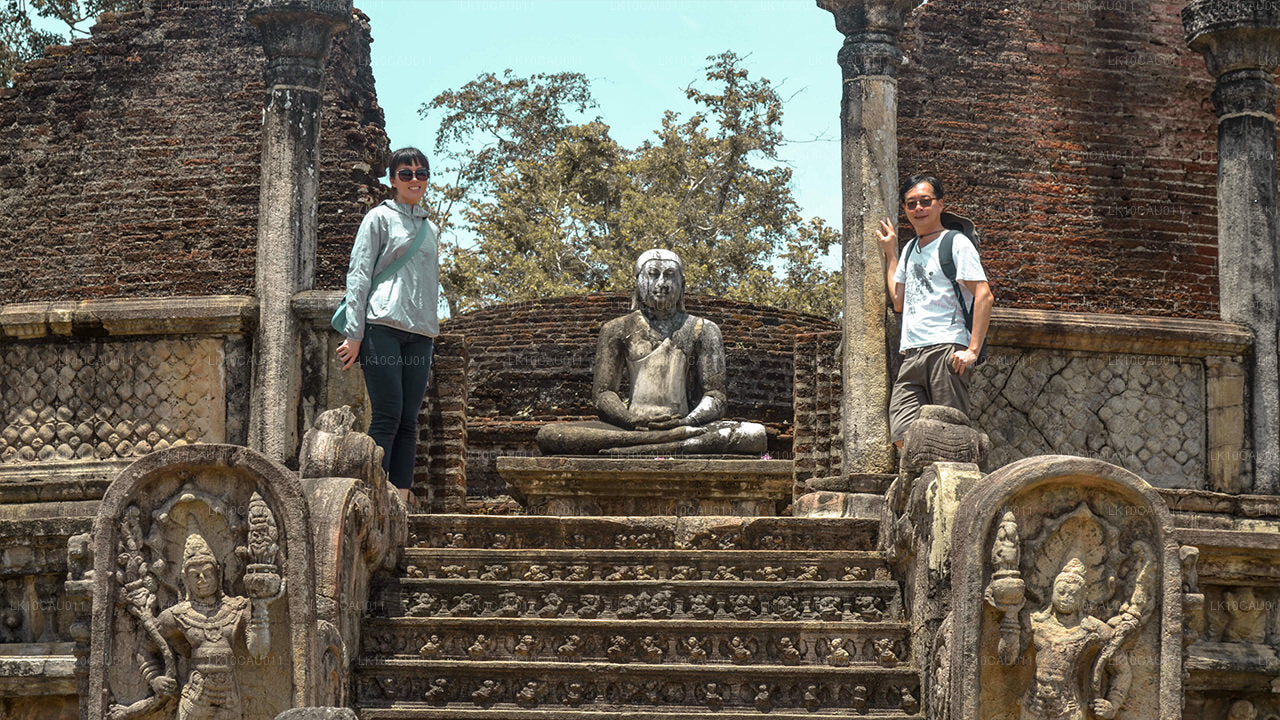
[357,0,846,264]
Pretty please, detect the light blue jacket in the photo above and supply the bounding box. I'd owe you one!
[339,199,440,340]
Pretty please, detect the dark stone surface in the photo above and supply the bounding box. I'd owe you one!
[498,456,792,516]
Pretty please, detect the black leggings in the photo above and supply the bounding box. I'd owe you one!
[358,324,434,489]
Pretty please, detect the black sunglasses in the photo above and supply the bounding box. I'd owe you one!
[904,196,937,210]
[396,168,430,181]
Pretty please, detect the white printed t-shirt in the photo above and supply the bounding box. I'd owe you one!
[893,231,986,351]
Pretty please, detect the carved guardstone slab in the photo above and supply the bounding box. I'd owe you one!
[497,456,792,516]
[86,444,317,720]
[938,456,1189,720]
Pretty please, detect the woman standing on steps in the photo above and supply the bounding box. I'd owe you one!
[334,147,439,506]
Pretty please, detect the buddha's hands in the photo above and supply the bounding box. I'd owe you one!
[629,409,684,431]
[642,414,688,431]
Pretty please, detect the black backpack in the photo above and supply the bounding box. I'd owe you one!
[901,211,987,365]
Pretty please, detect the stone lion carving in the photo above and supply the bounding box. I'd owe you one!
[299,405,383,483]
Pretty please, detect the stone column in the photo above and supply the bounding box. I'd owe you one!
[1183,0,1280,492]
[246,0,351,465]
[818,0,915,475]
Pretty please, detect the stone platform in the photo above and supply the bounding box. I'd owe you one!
[496,456,793,516]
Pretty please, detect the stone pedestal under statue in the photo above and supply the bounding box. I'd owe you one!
[498,456,792,516]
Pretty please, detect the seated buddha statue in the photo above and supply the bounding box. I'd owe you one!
[536,249,767,456]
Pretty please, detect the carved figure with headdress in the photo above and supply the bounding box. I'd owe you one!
[135,530,282,720]
[1020,556,1137,720]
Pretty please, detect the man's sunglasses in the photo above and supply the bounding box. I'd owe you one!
[396,168,430,181]
[903,196,937,210]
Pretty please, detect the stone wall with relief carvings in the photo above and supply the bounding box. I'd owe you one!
[791,309,1251,491]
[0,297,255,492]
[1,339,229,465]
[971,351,1206,486]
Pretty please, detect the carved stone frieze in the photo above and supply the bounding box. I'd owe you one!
[359,619,908,667]
[391,581,898,624]
[397,548,882,586]
[970,352,1207,487]
[406,515,877,552]
[1,339,226,464]
[354,662,920,712]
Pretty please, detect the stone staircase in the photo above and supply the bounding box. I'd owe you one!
[354,514,920,718]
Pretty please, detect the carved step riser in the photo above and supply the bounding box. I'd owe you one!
[360,710,922,720]
[362,620,909,666]
[408,516,880,553]
[401,550,889,584]
[355,662,920,714]
[395,583,901,623]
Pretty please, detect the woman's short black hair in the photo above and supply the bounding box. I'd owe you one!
[388,147,430,179]
[898,174,943,204]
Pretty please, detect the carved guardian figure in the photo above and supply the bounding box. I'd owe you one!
[134,527,284,720]
[1020,558,1133,720]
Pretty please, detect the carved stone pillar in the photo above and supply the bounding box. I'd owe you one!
[1183,0,1280,492]
[246,0,351,465]
[818,0,916,475]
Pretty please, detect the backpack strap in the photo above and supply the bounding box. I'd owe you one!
[900,236,920,264]
[931,229,988,365]
[939,230,958,284]
[938,230,974,330]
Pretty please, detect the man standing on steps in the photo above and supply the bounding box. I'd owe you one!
[876,173,994,448]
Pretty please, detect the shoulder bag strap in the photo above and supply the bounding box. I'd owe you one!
[369,215,432,291]
[901,236,919,264]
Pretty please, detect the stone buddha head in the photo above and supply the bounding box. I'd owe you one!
[633,248,685,314]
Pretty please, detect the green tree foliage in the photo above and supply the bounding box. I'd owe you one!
[422,52,841,319]
[2,0,140,86]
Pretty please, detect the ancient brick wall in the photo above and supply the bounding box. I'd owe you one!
[897,0,1229,318]
[432,293,838,499]
[420,333,467,513]
[793,330,843,490]
[0,0,387,301]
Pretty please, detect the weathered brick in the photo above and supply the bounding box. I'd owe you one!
[896,0,1247,319]
[0,0,388,301]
